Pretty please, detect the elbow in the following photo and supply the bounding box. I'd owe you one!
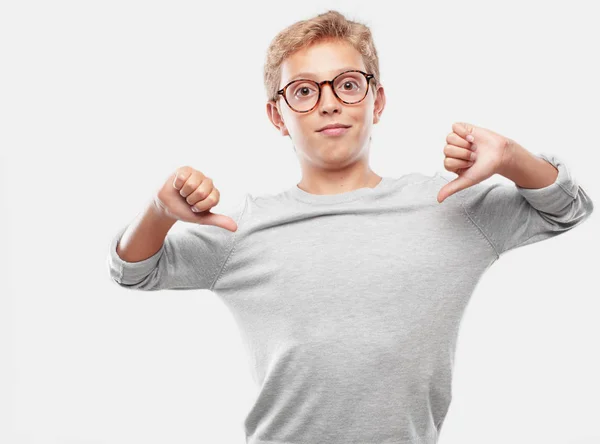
[535,185,594,232]
[109,273,162,291]
[107,259,162,291]
[575,185,594,224]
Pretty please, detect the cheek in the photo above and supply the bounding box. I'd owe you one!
[354,118,371,136]
[361,109,373,124]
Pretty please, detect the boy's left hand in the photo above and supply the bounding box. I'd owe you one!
[437,122,514,203]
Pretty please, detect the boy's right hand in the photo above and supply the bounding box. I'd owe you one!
[152,166,238,232]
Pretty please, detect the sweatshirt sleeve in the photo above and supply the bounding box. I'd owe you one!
[107,195,249,291]
[438,153,594,257]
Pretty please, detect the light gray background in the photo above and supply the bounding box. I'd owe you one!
[1,1,599,443]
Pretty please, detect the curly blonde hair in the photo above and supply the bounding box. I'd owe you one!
[263,10,381,104]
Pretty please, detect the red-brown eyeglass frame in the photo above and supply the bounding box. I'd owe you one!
[276,69,375,113]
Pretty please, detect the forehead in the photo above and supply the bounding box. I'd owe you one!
[280,40,366,84]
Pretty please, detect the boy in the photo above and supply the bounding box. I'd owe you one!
[107,10,594,444]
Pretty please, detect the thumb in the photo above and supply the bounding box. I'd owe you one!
[437,175,475,203]
[195,211,238,232]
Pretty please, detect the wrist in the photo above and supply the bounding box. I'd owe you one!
[148,198,178,227]
[497,139,520,178]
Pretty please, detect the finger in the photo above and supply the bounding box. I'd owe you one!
[173,166,193,190]
[446,132,472,149]
[195,212,238,232]
[190,187,219,213]
[180,171,206,198]
[437,174,477,203]
[186,176,214,206]
[451,122,476,143]
[443,145,477,162]
[444,156,474,173]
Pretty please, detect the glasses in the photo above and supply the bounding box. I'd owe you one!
[276,69,375,113]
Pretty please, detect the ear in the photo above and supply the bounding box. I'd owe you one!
[372,85,386,124]
[266,100,289,136]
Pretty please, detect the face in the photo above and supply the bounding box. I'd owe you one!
[267,39,386,169]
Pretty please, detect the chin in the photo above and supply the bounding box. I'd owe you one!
[314,143,361,166]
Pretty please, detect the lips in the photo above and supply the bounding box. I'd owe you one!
[318,126,350,136]
[317,124,351,132]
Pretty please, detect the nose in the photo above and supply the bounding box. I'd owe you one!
[318,82,341,114]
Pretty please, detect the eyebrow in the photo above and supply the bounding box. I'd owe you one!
[287,66,361,82]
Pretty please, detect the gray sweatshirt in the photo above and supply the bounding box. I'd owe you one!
[107,153,593,444]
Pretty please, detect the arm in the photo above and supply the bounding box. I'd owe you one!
[438,153,594,257]
[107,196,249,291]
[498,142,560,189]
[115,200,178,263]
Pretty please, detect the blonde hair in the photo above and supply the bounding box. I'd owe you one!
[263,10,381,104]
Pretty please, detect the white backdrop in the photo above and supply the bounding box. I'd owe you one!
[1,1,599,443]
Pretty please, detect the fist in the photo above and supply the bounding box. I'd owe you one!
[438,122,514,203]
[152,166,238,232]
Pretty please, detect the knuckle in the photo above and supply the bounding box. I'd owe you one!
[175,166,192,179]
[188,189,205,204]
[173,167,193,190]
[180,183,194,197]
[192,170,206,182]
[205,194,218,207]
[186,177,200,190]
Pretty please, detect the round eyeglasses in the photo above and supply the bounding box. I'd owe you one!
[276,69,375,113]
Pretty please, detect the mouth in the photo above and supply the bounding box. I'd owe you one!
[317,126,352,136]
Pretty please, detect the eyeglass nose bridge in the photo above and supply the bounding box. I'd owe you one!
[315,79,340,105]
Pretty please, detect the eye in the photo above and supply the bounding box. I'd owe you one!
[338,80,359,91]
[292,83,318,98]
